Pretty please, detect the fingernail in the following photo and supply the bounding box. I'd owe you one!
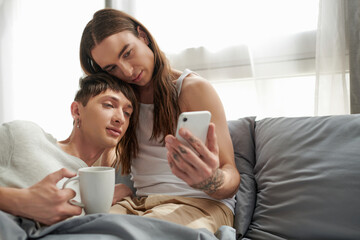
[165,136,173,143]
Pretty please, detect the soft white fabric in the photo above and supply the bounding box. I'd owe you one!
[175,68,192,93]
[315,0,350,115]
[130,70,235,213]
[0,120,87,189]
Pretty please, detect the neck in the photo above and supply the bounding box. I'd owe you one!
[58,128,104,166]
[136,82,154,104]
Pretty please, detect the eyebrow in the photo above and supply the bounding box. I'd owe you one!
[103,44,130,71]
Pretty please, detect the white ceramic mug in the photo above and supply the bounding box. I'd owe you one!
[62,166,115,214]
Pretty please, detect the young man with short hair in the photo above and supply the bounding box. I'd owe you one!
[0,73,138,225]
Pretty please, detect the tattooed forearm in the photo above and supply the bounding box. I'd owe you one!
[191,168,225,194]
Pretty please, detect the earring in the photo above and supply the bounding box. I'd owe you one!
[76,119,80,128]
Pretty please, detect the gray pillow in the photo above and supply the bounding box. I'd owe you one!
[245,114,360,240]
[115,170,136,194]
[228,117,256,239]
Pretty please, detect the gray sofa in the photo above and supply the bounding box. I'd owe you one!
[230,114,360,239]
[1,114,359,240]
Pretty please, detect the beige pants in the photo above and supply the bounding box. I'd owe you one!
[110,195,234,233]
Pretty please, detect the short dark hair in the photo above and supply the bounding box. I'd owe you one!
[75,72,138,174]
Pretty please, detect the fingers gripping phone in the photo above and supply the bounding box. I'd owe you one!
[175,111,211,152]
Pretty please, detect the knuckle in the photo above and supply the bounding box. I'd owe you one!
[203,168,213,177]
[57,192,68,202]
[191,140,202,150]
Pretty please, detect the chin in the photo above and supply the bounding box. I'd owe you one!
[104,140,118,149]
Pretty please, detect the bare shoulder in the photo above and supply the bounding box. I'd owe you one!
[178,72,220,112]
[182,71,213,93]
[172,69,210,89]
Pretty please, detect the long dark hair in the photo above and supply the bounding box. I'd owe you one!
[80,8,181,144]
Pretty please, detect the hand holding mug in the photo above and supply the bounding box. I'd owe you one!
[62,167,115,214]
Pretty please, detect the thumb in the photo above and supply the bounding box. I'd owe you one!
[206,123,219,155]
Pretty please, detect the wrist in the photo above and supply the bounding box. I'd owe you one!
[191,168,225,196]
[0,187,28,216]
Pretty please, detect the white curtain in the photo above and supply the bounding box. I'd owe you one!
[2,0,351,129]
[0,0,16,123]
[0,0,104,139]
[127,0,320,119]
[315,0,350,115]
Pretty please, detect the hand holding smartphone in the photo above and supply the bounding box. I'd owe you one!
[175,111,211,151]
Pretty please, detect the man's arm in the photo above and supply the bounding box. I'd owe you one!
[165,76,240,199]
[0,168,83,225]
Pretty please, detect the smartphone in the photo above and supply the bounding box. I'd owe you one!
[175,111,211,150]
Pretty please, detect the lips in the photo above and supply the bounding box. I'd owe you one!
[132,71,143,83]
[106,127,122,137]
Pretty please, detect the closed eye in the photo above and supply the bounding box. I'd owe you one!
[106,65,116,73]
[123,49,132,58]
[103,103,114,108]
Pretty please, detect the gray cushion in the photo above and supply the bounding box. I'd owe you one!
[245,114,360,240]
[228,117,256,239]
[115,171,136,194]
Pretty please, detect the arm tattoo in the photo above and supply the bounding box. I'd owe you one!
[191,168,225,194]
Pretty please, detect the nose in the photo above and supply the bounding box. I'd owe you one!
[112,109,125,126]
[117,60,133,78]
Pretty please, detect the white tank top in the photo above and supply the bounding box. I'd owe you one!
[130,69,235,213]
